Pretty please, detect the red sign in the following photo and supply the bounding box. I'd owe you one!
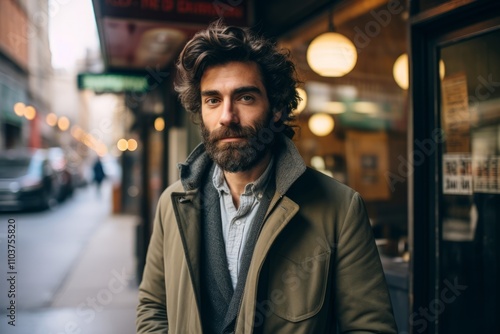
[99,0,249,26]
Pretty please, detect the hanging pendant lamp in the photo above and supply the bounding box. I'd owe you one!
[393,53,446,90]
[307,1,357,77]
[308,113,335,136]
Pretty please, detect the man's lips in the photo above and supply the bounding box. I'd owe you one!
[218,137,245,142]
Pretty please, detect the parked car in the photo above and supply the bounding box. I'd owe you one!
[0,149,59,211]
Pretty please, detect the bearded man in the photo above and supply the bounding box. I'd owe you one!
[136,21,397,334]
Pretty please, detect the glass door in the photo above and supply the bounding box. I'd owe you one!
[437,28,500,333]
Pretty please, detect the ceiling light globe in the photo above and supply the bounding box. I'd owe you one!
[393,53,409,90]
[307,32,357,77]
[308,113,334,136]
[294,88,308,114]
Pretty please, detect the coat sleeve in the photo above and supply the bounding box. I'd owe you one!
[334,192,398,334]
[136,197,169,333]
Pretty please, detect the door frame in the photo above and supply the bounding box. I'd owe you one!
[409,1,500,333]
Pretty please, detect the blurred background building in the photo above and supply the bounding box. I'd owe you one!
[0,0,30,149]
[0,0,499,333]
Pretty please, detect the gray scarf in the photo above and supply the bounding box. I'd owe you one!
[200,163,276,334]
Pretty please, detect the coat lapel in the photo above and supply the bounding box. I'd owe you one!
[234,195,300,333]
[171,190,203,307]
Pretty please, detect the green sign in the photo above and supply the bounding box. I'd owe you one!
[77,73,149,93]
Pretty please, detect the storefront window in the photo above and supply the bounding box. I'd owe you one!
[438,28,500,333]
[281,0,409,259]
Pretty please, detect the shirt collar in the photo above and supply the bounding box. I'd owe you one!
[212,157,274,200]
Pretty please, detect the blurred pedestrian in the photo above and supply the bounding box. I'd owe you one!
[92,157,106,195]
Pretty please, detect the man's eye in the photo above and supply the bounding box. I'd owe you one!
[205,98,219,105]
[240,95,254,102]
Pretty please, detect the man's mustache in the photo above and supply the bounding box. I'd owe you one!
[209,125,256,141]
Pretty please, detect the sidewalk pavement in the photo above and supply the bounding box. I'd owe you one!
[6,212,140,334]
[49,213,140,334]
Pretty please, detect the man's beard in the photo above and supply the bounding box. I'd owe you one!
[201,114,274,173]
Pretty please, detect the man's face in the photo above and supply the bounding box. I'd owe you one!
[200,61,276,173]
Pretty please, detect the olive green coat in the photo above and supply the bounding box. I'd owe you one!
[137,137,397,333]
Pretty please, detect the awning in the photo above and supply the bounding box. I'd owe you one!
[92,0,249,71]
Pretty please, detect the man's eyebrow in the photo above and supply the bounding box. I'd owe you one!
[200,86,263,97]
[201,90,220,97]
[233,86,263,95]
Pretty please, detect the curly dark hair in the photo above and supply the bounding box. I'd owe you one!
[174,20,300,138]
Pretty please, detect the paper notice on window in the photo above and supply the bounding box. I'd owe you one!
[441,73,471,153]
[443,154,473,195]
[473,156,500,193]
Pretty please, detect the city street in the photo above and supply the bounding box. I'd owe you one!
[0,183,138,333]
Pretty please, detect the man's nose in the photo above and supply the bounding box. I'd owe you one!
[219,100,239,126]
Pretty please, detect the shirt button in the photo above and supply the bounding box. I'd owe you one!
[235,220,241,225]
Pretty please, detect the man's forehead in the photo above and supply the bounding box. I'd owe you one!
[200,61,265,88]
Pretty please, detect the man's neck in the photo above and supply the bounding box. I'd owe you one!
[223,152,272,208]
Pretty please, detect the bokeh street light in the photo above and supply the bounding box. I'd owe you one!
[57,116,70,131]
[154,117,165,131]
[127,139,138,151]
[117,138,128,152]
[14,102,26,117]
[24,106,37,120]
[46,113,58,126]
